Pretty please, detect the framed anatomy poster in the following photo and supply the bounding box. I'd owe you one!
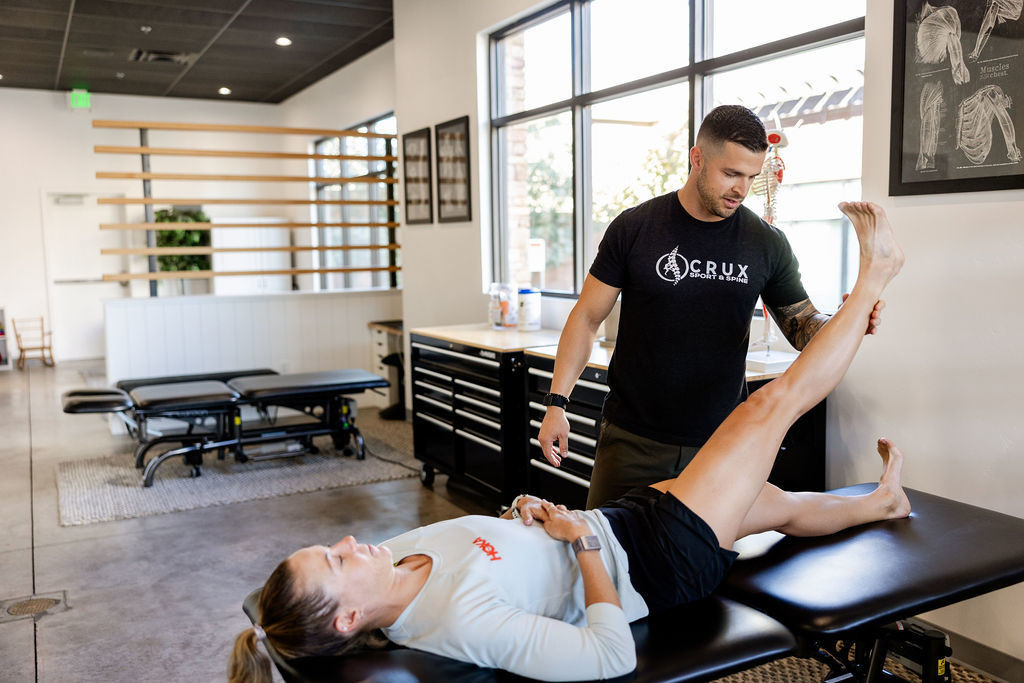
[890,0,1024,195]
[402,128,433,225]
[435,116,472,223]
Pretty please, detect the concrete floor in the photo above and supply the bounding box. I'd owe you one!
[0,360,489,682]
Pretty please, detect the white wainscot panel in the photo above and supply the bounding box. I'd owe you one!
[104,290,403,386]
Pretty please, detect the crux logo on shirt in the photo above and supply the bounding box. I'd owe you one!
[472,536,502,561]
[656,246,749,285]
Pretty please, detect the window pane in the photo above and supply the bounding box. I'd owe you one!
[709,0,865,57]
[499,11,572,117]
[707,38,865,310]
[590,0,689,91]
[502,112,574,292]
[589,83,689,264]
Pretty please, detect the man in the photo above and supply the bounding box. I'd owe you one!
[537,105,882,508]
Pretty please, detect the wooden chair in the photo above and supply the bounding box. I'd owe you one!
[11,316,54,369]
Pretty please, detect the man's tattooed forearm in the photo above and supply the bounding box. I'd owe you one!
[773,299,829,351]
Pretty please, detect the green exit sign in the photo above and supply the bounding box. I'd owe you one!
[70,89,91,109]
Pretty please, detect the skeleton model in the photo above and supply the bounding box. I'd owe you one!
[917,80,945,171]
[751,130,787,225]
[969,0,1023,61]
[916,3,970,85]
[956,84,1022,164]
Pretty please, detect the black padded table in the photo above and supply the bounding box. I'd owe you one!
[114,368,277,393]
[242,591,796,683]
[228,369,389,400]
[129,380,240,412]
[721,484,1024,636]
[241,486,1024,683]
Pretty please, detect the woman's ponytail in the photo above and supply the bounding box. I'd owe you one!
[228,627,273,683]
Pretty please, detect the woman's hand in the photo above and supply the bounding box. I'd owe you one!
[534,501,591,543]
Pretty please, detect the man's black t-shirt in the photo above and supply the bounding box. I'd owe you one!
[589,191,807,446]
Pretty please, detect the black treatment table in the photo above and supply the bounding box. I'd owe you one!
[242,486,1024,683]
[62,369,389,486]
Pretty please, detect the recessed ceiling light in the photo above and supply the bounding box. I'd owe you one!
[140,25,152,34]
[115,72,125,79]
[218,87,231,95]
[275,36,292,47]
[0,74,4,80]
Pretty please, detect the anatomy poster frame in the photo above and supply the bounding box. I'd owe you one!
[890,0,1024,196]
[402,127,433,225]
[435,115,472,223]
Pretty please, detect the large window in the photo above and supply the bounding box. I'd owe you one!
[313,113,399,291]
[490,0,866,309]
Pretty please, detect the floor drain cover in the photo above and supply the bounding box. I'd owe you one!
[0,591,68,623]
[8,598,59,616]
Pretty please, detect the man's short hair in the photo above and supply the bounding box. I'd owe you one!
[695,105,768,153]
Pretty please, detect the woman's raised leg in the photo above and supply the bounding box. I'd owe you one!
[656,202,904,549]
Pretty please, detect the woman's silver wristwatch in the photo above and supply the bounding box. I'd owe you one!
[571,535,602,555]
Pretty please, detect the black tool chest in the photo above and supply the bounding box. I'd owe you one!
[524,352,826,510]
[410,332,528,505]
[524,354,609,509]
[411,330,825,511]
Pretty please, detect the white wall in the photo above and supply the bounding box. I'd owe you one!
[392,0,546,337]
[280,42,395,130]
[0,89,285,360]
[828,0,1024,658]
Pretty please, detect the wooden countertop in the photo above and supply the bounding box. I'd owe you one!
[526,342,785,382]
[368,319,403,335]
[411,323,562,353]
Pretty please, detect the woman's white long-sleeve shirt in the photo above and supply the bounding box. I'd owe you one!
[380,511,648,681]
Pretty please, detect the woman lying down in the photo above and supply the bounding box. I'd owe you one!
[230,202,908,683]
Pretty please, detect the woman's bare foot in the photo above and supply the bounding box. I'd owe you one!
[839,201,905,286]
[875,437,911,519]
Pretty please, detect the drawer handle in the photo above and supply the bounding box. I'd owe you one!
[416,412,453,431]
[528,368,609,393]
[414,380,452,397]
[529,459,591,488]
[454,378,500,398]
[414,367,452,382]
[417,395,452,412]
[529,421,597,448]
[456,394,500,413]
[530,438,596,467]
[413,343,500,368]
[456,409,501,430]
[529,401,597,427]
[456,429,501,452]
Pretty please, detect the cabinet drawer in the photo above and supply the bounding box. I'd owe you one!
[527,400,601,441]
[529,438,594,480]
[528,460,589,510]
[528,367,608,408]
[414,393,453,421]
[456,408,502,441]
[528,420,597,458]
[412,342,500,370]
[414,412,456,471]
[457,429,503,494]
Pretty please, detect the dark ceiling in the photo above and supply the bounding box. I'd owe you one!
[0,0,393,103]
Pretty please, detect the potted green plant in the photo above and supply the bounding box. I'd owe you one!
[155,208,211,295]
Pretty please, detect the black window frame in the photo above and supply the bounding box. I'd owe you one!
[488,0,865,298]
[313,111,399,291]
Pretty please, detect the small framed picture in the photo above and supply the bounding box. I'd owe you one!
[435,115,472,223]
[402,128,433,225]
[890,0,1024,195]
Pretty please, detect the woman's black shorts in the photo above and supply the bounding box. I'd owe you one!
[600,487,738,612]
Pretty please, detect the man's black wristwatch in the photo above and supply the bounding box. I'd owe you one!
[543,393,570,409]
